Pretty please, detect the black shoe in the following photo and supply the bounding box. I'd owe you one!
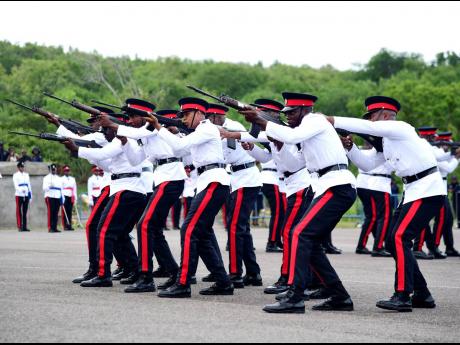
[80,276,113,288]
[312,297,354,311]
[225,243,229,252]
[276,289,310,302]
[430,248,447,260]
[49,229,61,233]
[190,276,197,285]
[371,249,392,258]
[324,243,342,255]
[120,271,139,285]
[377,293,412,312]
[112,267,130,281]
[158,283,191,298]
[413,250,434,260]
[356,247,372,255]
[200,283,234,296]
[264,290,305,314]
[445,248,460,257]
[229,275,245,289]
[72,269,97,284]
[152,267,171,279]
[412,292,436,309]
[266,242,283,253]
[307,288,331,300]
[64,228,75,231]
[202,274,218,283]
[158,276,177,291]
[19,228,31,232]
[124,274,156,293]
[243,273,263,287]
[264,277,289,295]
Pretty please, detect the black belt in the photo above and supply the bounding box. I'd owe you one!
[230,162,257,173]
[284,168,306,179]
[402,167,438,184]
[111,173,141,181]
[262,168,278,172]
[443,177,448,181]
[197,163,227,176]
[185,164,196,172]
[317,164,348,178]
[362,173,392,179]
[142,167,153,173]
[157,158,182,166]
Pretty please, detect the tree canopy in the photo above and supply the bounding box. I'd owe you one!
[0,42,459,182]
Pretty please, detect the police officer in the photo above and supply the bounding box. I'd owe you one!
[61,165,77,231]
[13,162,32,232]
[147,97,234,298]
[43,164,64,233]
[332,96,448,312]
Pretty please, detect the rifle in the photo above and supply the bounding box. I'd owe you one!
[336,129,384,153]
[6,99,95,135]
[186,85,286,139]
[9,131,102,149]
[90,100,123,110]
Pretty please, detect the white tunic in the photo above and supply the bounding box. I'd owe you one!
[61,175,77,202]
[43,174,63,200]
[13,171,32,199]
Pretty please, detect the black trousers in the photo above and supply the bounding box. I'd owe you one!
[357,188,393,251]
[288,185,357,296]
[16,196,30,231]
[45,197,61,232]
[414,196,455,251]
[183,197,194,220]
[262,184,285,245]
[280,188,314,279]
[387,195,444,294]
[137,180,184,275]
[170,198,182,229]
[97,190,147,278]
[178,183,231,286]
[62,196,74,230]
[227,187,261,276]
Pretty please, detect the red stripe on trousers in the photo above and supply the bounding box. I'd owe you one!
[45,198,51,231]
[288,190,334,285]
[230,188,245,274]
[271,185,281,242]
[435,206,445,247]
[98,191,124,277]
[16,197,21,229]
[140,182,169,272]
[395,200,422,292]
[281,190,304,276]
[418,229,426,252]
[377,193,391,249]
[180,183,219,285]
[362,196,377,247]
[86,187,110,251]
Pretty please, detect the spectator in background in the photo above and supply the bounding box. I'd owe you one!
[30,147,43,162]
[6,147,19,162]
[0,142,8,161]
[19,149,32,163]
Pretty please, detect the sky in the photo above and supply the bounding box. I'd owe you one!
[1,1,459,70]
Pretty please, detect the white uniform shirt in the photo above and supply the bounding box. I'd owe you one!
[56,125,108,147]
[78,138,146,196]
[118,124,187,186]
[157,120,230,194]
[248,143,312,198]
[335,117,446,204]
[347,148,394,194]
[13,171,32,199]
[61,175,77,203]
[43,174,64,200]
[141,160,155,194]
[87,174,104,203]
[438,156,459,192]
[266,113,356,198]
[260,160,279,186]
[221,119,262,192]
[182,153,198,198]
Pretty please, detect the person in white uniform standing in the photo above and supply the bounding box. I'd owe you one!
[13,161,32,232]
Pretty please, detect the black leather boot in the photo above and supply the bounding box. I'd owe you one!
[413,250,434,260]
[377,292,412,312]
[112,267,130,281]
[229,275,245,289]
[312,297,354,311]
[356,247,372,255]
[324,243,342,255]
[199,283,234,296]
[152,267,171,278]
[264,277,289,295]
[202,274,218,283]
[158,283,191,298]
[412,291,436,309]
[124,274,156,293]
[243,273,263,287]
[307,287,332,300]
[72,269,97,284]
[445,248,460,257]
[120,271,139,285]
[263,289,305,314]
[158,276,177,291]
[371,249,392,257]
[430,248,447,260]
[80,276,113,288]
[266,242,283,253]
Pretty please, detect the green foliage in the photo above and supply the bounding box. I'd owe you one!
[0,41,459,182]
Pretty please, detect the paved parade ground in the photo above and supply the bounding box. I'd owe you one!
[0,226,459,343]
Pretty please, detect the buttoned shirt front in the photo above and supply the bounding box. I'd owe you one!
[13,171,32,198]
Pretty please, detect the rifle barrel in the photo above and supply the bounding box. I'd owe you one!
[43,92,74,106]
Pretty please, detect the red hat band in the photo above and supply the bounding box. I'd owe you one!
[419,130,437,136]
[260,104,282,111]
[207,107,227,115]
[127,104,153,113]
[438,135,452,141]
[367,103,399,113]
[285,99,315,107]
[181,104,207,113]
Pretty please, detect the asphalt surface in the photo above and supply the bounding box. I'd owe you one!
[1,226,460,343]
